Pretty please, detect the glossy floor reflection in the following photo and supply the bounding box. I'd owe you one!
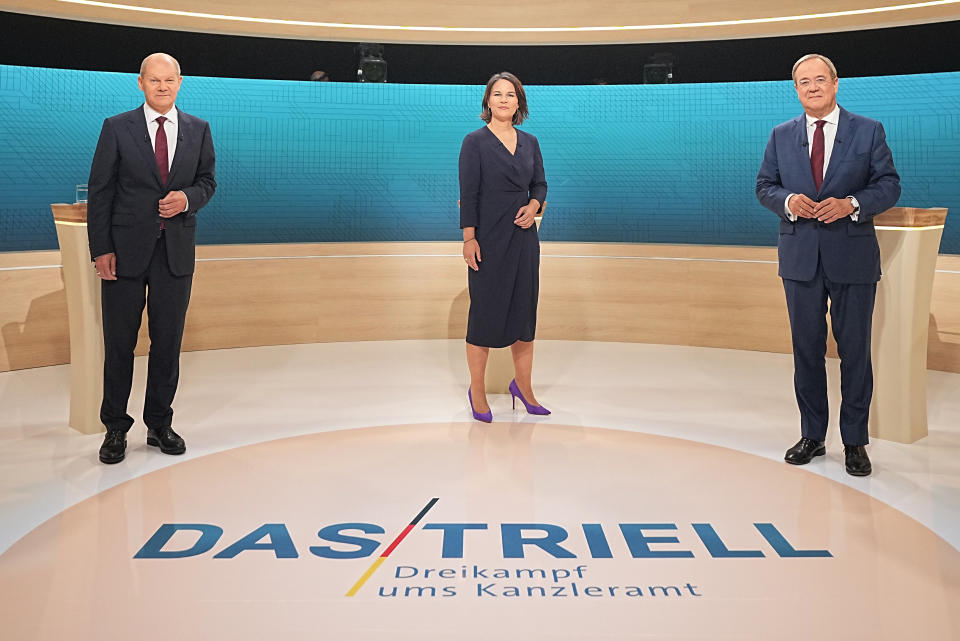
[1,340,959,640]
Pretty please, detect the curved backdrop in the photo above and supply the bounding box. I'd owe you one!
[1,64,958,252]
[5,0,959,43]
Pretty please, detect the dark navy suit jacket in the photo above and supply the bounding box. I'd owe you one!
[87,106,216,277]
[756,107,900,284]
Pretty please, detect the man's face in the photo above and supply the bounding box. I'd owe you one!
[794,58,838,118]
[138,58,182,114]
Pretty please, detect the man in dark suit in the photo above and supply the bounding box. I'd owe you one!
[756,54,900,477]
[87,53,216,464]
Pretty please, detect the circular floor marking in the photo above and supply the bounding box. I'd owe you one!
[1,423,958,640]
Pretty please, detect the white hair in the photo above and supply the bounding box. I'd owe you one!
[792,54,837,83]
[140,53,181,77]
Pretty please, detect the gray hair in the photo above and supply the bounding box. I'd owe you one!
[140,53,181,77]
[792,54,837,83]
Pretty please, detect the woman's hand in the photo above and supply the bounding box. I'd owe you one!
[515,200,540,229]
[463,238,482,271]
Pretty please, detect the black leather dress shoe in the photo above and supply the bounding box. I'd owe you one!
[99,431,127,464]
[784,437,826,465]
[844,445,872,476]
[146,427,186,455]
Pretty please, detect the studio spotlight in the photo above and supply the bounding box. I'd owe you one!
[643,53,676,84]
[356,44,387,82]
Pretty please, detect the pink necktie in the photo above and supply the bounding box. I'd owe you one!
[810,120,826,192]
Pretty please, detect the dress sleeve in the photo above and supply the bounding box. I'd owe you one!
[458,135,481,229]
[529,136,547,210]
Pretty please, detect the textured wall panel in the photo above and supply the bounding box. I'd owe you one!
[0,65,957,252]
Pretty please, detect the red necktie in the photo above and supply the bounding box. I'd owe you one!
[155,116,169,231]
[155,116,169,186]
[810,119,826,192]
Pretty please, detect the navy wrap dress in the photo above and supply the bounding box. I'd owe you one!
[459,126,547,348]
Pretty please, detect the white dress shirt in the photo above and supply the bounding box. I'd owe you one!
[805,105,840,178]
[784,104,859,221]
[143,104,188,212]
[144,103,178,170]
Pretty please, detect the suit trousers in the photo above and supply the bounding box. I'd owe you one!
[100,234,193,433]
[782,259,877,446]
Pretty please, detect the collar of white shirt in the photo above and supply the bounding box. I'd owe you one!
[805,104,840,129]
[143,104,178,127]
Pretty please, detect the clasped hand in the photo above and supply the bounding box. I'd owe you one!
[514,201,539,229]
[789,194,853,224]
[159,190,187,218]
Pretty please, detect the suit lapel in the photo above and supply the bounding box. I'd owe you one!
[167,107,190,185]
[791,115,817,195]
[820,107,854,194]
[126,107,163,188]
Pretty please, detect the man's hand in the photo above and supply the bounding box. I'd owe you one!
[788,194,818,219]
[159,191,188,218]
[94,253,117,280]
[813,197,855,224]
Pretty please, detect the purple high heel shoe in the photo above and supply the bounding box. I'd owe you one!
[509,379,551,415]
[468,387,492,423]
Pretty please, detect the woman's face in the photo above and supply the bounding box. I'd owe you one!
[488,78,518,123]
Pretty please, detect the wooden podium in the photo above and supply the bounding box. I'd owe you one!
[870,207,948,443]
[50,203,104,434]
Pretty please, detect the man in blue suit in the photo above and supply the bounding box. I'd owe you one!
[88,53,216,464]
[756,54,900,476]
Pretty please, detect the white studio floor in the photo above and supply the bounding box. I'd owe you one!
[1,340,959,640]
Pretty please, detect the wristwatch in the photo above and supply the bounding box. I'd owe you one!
[848,196,860,215]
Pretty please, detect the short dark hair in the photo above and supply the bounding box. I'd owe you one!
[479,72,529,125]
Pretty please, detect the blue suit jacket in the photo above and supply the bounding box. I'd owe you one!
[756,107,900,284]
[87,106,217,277]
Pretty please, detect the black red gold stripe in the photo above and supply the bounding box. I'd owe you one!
[345,497,438,596]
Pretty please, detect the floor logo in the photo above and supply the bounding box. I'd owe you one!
[1,423,957,640]
[133,496,833,596]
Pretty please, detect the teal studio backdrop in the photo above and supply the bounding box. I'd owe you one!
[1,64,958,253]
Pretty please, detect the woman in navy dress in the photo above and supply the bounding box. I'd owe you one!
[459,72,549,422]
